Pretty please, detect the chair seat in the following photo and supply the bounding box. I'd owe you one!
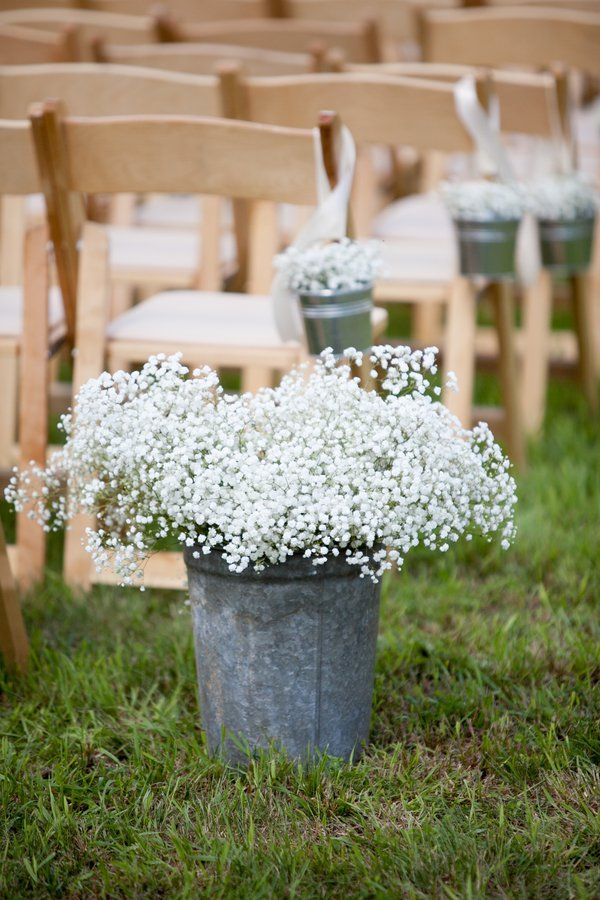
[107,226,237,282]
[106,289,388,350]
[134,195,204,229]
[372,192,454,240]
[377,237,457,285]
[0,285,65,342]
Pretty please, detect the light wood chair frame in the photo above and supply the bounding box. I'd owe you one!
[0,116,70,588]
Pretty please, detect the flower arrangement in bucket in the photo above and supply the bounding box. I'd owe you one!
[441,180,527,279]
[527,174,598,273]
[275,238,381,356]
[7,347,517,764]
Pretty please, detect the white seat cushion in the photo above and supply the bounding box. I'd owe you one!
[107,226,237,276]
[0,285,64,340]
[372,193,454,240]
[134,195,203,229]
[378,237,457,284]
[371,193,457,284]
[107,290,387,348]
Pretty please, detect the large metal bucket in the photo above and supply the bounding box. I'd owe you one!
[538,215,596,274]
[454,218,520,279]
[185,549,382,764]
[298,285,373,356]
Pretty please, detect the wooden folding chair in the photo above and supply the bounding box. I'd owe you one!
[421,7,600,415]
[155,13,383,63]
[0,116,71,587]
[218,67,527,463]
[29,105,386,590]
[338,60,581,434]
[0,64,235,306]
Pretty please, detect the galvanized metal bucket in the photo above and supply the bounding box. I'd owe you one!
[454,218,520,279]
[538,215,596,274]
[185,549,382,764]
[298,285,373,356]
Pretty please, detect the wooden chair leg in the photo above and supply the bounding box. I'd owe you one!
[241,366,273,393]
[0,346,17,469]
[0,519,28,674]
[443,276,477,427]
[521,269,553,436]
[16,225,50,589]
[570,272,599,413]
[63,222,110,592]
[588,216,600,377]
[412,302,444,347]
[489,281,526,470]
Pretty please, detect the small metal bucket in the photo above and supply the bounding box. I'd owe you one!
[298,285,373,356]
[454,218,520,279]
[538,215,596,274]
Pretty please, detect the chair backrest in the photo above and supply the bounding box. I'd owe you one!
[29,103,342,300]
[86,0,272,18]
[156,14,382,63]
[0,21,82,63]
[0,63,220,118]
[421,7,600,77]
[0,7,156,48]
[92,40,323,75]
[275,0,461,44]
[342,61,569,139]
[219,68,473,153]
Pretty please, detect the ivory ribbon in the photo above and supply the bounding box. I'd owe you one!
[453,75,542,286]
[271,124,356,342]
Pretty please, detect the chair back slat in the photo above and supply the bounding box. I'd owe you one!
[94,40,319,75]
[89,0,269,18]
[160,17,381,62]
[0,7,155,44]
[344,62,565,138]
[229,71,473,153]
[0,63,219,118]
[30,111,322,205]
[280,0,460,43]
[422,7,600,76]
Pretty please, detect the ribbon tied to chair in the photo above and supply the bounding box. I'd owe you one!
[271,124,356,343]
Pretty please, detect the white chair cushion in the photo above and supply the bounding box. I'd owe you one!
[378,237,457,284]
[0,285,64,340]
[372,193,454,240]
[371,194,457,284]
[107,226,237,275]
[107,290,387,348]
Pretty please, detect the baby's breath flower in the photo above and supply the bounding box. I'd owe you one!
[527,174,597,221]
[275,238,381,293]
[441,180,526,222]
[5,348,516,587]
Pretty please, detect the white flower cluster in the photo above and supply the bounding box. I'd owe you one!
[441,180,527,222]
[275,238,381,293]
[527,174,597,222]
[6,348,516,587]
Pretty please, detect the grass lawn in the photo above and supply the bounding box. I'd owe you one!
[1,374,599,897]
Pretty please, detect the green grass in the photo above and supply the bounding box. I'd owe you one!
[1,378,599,898]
